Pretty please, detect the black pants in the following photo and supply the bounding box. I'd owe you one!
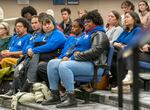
[27,54,40,82]
[110,50,130,86]
[37,62,49,87]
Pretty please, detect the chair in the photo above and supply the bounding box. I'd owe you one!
[74,44,114,90]
[139,61,150,91]
[139,61,150,70]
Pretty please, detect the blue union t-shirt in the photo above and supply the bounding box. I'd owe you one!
[9,34,31,52]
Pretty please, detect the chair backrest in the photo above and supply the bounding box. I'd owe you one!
[74,44,114,82]
[139,61,150,70]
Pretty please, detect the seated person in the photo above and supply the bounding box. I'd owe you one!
[37,18,85,87]
[0,22,11,53]
[111,12,142,92]
[0,18,31,69]
[6,14,66,95]
[42,10,109,108]
[105,10,123,44]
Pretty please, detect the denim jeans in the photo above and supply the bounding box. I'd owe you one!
[47,59,103,92]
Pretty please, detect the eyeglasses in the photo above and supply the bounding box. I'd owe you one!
[84,19,92,24]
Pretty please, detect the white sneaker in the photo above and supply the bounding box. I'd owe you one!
[111,85,131,94]
[123,70,133,85]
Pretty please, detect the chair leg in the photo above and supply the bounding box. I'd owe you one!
[83,91,90,104]
[144,80,150,91]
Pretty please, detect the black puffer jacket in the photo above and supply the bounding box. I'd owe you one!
[75,31,110,67]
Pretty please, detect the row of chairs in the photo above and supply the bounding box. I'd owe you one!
[75,44,150,95]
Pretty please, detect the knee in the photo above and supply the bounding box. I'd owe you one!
[47,59,60,70]
[58,62,67,70]
[1,58,8,63]
[58,62,71,75]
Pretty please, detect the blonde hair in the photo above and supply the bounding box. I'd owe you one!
[0,21,10,35]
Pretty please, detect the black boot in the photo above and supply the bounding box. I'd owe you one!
[56,92,77,108]
[42,90,61,105]
[20,80,33,92]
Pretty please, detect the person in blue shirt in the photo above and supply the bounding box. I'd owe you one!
[0,18,31,90]
[42,10,109,108]
[0,18,31,69]
[23,15,43,54]
[5,14,66,95]
[110,12,142,93]
[18,14,66,93]
[5,15,42,96]
[37,18,85,87]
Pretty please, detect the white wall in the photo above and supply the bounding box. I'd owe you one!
[0,0,144,34]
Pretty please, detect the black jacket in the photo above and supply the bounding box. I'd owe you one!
[59,19,72,36]
[75,31,110,67]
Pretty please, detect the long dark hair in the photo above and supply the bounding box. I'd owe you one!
[125,12,141,30]
[15,18,30,33]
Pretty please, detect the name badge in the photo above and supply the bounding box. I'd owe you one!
[84,35,89,39]
[18,41,22,46]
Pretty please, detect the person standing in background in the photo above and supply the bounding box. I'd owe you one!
[21,6,37,34]
[59,7,72,36]
[121,0,135,25]
[138,0,150,28]
[111,12,142,93]
[77,9,87,18]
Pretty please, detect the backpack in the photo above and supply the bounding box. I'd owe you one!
[0,72,14,94]
[13,55,30,92]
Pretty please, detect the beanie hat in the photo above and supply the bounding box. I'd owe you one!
[46,9,54,18]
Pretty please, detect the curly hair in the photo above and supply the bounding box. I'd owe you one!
[15,18,30,33]
[21,6,37,17]
[84,9,104,26]
[74,18,84,31]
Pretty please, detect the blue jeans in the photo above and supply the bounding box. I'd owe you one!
[47,59,103,92]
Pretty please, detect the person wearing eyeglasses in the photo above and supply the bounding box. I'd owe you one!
[0,22,11,53]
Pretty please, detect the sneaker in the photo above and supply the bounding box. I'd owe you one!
[111,85,131,94]
[123,70,133,85]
